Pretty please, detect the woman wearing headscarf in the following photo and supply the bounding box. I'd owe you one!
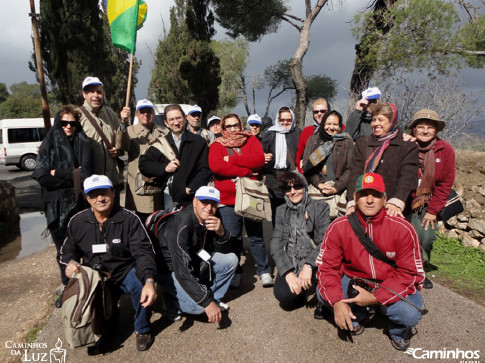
[32,104,93,306]
[408,110,455,289]
[271,171,330,311]
[209,113,273,288]
[302,110,354,205]
[261,106,302,224]
[346,103,418,219]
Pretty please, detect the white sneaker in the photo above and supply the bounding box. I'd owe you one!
[260,273,274,287]
[230,273,241,288]
[219,302,230,312]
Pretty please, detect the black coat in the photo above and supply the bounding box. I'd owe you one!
[261,127,301,199]
[138,131,212,206]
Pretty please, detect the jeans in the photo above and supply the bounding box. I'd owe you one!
[114,268,151,334]
[163,191,173,210]
[159,252,238,315]
[411,208,437,265]
[218,205,271,276]
[317,274,423,341]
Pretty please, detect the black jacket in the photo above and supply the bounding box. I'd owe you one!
[261,127,301,199]
[139,131,212,205]
[60,206,157,285]
[157,207,231,308]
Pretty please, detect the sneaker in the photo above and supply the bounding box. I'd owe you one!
[219,302,230,312]
[423,277,433,289]
[351,323,364,336]
[230,273,242,288]
[55,290,64,309]
[260,273,274,287]
[314,303,328,320]
[135,332,154,351]
[164,311,182,322]
[391,337,410,351]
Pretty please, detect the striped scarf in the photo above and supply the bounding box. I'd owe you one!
[364,103,400,173]
[411,139,436,211]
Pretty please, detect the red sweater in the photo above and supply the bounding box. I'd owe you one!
[295,125,315,173]
[416,138,455,216]
[209,136,265,205]
[316,208,425,306]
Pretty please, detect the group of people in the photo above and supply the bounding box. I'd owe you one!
[32,77,456,353]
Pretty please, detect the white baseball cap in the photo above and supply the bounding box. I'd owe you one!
[82,76,103,90]
[136,99,154,110]
[195,186,220,203]
[247,114,262,125]
[362,87,381,100]
[188,105,203,115]
[84,174,113,194]
[207,115,221,127]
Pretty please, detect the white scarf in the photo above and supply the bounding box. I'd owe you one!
[267,107,296,169]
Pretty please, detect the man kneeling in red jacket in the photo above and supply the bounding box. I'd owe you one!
[315,173,425,351]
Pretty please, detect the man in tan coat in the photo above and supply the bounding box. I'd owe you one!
[125,99,167,221]
[77,76,130,205]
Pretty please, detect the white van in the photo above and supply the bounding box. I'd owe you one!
[0,118,53,171]
[133,104,192,126]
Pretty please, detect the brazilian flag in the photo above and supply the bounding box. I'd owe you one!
[105,0,147,54]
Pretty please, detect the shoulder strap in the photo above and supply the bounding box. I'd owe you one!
[347,212,397,269]
[286,147,296,171]
[79,106,113,149]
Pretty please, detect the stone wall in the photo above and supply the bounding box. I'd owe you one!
[436,153,485,251]
[0,181,20,237]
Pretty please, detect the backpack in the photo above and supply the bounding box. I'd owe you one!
[135,136,177,196]
[61,266,104,348]
[145,203,184,237]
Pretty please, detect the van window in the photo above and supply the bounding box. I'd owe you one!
[7,128,43,143]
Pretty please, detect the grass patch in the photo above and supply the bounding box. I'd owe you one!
[28,320,48,343]
[428,233,485,305]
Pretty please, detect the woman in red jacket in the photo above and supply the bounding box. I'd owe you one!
[408,110,455,289]
[209,113,273,288]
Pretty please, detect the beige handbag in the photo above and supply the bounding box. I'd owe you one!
[307,184,347,219]
[234,177,272,222]
[135,136,177,196]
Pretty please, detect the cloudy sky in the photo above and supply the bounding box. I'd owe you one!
[1,0,483,119]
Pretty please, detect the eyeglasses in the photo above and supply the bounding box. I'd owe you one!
[224,123,240,130]
[138,108,153,114]
[313,109,328,114]
[60,120,77,127]
[189,112,201,117]
[279,118,292,123]
[282,183,304,193]
[415,125,436,132]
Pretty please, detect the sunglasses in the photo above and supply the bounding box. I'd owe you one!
[282,183,304,193]
[313,109,328,114]
[224,123,240,130]
[61,120,77,127]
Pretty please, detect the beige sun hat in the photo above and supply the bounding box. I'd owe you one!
[408,109,446,132]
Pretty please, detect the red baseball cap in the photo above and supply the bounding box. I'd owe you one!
[355,173,385,194]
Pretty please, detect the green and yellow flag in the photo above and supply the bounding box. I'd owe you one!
[105,0,147,54]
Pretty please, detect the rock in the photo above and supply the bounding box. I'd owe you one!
[457,215,469,223]
[466,198,482,217]
[468,218,485,235]
[469,230,484,238]
[446,216,458,228]
[447,229,462,239]
[460,234,481,248]
[456,222,468,230]
[436,221,446,233]
[479,188,485,197]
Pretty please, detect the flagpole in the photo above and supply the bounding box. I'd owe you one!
[125,53,134,108]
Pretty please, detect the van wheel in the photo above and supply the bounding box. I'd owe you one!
[20,155,37,171]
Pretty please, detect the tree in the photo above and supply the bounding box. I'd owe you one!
[261,59,337,117]
[350,0,485,96]
[0,83,9,104]
[33,0,138,111]
[0,82,42,118]
[149,0,221,118]
[211,0,329,126]
[211,38,249,115]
